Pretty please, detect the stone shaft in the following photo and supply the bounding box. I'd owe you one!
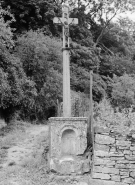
[53,3,78,117]
[63,49,71,117]
[62,3,71,117]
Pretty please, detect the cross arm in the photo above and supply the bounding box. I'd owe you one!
[53,17,64,25]
[53,17,78,25]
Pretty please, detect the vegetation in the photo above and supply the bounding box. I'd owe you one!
[15,31,62,120]
[0,122,50,185]
[0,0,135,123]
[94,98,135,132]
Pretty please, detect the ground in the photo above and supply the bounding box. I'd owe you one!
[0,121,91,185]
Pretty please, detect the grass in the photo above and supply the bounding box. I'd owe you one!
[0,121,50,185]
[0,121,28,165]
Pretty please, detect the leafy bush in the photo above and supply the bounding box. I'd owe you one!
[94,98,135,131]
[111,74,135,109]
[15,31,62,120]
[0,5,37,123]
[0,46,37,122]
[71,91,89,117]
[0,4,15,48]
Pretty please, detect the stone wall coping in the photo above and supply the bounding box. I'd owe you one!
[94,126,110,133]
[94,126,135,135]
[49,117,88,121]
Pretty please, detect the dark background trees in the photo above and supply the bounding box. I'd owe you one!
[1,0,135,122]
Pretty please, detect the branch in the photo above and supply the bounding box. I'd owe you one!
[95,8,119,47]
[98,43,114,56]
[90,11,97,19]
[85,2,90,9]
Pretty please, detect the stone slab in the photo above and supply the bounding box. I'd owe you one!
[109,152,124,157]
[110,147,116,152]
[94,150,109,157]
[122,177,135,184]
[110,157,125,161]
[94,127,110,134]
[116,164,129,169]
[76,182,88,185]
[93,166,119,175]
[111,175,120,182]
[94,158,115,166]
[129,164,135,169]
[95,144,109,152]
[130,171,135,178]
[125,155,135,161]
[92,172,111,180]
[95,134,115,145]
[116,140,131,146]
[130,146,135,151]
[117,160,129,164]
[119,146,130,150]
[124,150,131,155]
[89,179,128,185]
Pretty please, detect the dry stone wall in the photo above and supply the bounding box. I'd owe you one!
[93,126,135,185]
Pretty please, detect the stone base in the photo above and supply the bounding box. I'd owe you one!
[49,117,88,175]
[50,155,90,175]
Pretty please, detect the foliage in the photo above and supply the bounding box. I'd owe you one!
[0,6,37,122]
[70,41,107,101]
[111,74,135,109]
[0,45,37,122]
[15,31,62,120]
[1,0,59,35]
[0,4,15,48]
[1,0,135,121]
[71,91,89,117]
[94,98,135,131]
[94,97,115,127]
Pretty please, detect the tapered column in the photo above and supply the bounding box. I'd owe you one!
[63,49,71,117]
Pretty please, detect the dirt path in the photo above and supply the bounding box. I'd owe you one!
[0,124,49,185]
[3,125,48,168]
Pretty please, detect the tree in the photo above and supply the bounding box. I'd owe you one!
[2,0,135,121]
[0,44,37,122]
[0,6,37,123]
[0,3,15,48]
[111,74,135,109]
[84,0,135,46]
[1,0,59,35]
[15,31,63,120]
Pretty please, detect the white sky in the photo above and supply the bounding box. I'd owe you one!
[116,12,135,22]
[126,12,135,21]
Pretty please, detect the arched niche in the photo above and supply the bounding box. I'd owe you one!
[61,129,77,155]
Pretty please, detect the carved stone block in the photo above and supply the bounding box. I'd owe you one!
[49,117,88,174]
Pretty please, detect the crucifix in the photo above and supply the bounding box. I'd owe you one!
[53,1,78,117]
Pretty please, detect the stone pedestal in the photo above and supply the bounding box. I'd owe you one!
[49,117,89,175]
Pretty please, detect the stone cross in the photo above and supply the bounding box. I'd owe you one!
[53,2,78,117]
